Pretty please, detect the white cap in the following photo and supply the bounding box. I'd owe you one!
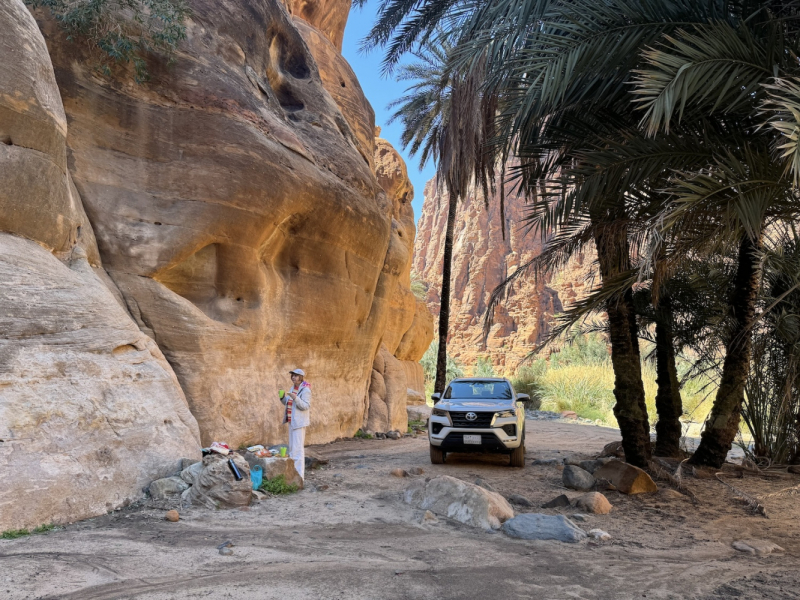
[289,368,306,377]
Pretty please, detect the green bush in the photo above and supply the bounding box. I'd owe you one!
[33,523,56,534]
[354,429,373,439]
[473,356,495,377]
[1,528,30,540]
[26,0,189,83]
[259,475,299,495]
[420,340,463,387]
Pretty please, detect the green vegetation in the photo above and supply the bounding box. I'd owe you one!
[33,523,56,534]
[421,340,463,396]
[408,419,427,434]
[353,429,373,439]
[26,0,189,83]
[259,475,299,495]
[410,272,428,301]
[512,334,715,433]
[472,356,495,377]
[1,528,30,540]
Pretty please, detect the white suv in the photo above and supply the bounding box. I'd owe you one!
[428,377,528,467]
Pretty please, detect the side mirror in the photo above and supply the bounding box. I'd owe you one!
[517,393,530,402]
[431,392,441,403]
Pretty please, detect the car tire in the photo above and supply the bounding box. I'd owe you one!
[509,439,525,468]
[430,444,446,464]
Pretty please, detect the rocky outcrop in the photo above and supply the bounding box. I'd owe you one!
[413,178,594,372]
[365,137,433,431]
[1,0,433,530]
[30,0,432,449]
[0,0,200,532]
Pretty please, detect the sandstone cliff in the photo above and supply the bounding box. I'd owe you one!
[1,0,431,531]
[413,178,593,373]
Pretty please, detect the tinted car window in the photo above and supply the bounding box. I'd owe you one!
[444,381,512,400]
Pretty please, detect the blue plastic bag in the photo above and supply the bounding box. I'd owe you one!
[250,464,263,490]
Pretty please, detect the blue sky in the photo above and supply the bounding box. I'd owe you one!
[341,1,435,219]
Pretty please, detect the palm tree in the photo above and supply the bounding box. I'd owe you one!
[387,38,495,394]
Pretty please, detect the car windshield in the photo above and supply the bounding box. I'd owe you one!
[444,381,512,400]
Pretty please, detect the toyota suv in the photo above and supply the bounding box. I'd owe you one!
[428,377,528,467]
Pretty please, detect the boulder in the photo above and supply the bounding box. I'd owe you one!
[732,540,784,557]
[391,468,409,478]
[184,454,252,509]
[502,514,587,543]
[599,441,625,459]
[579,458,613,474]
[165,510,180,522]
[404,476,514,530]
[507,494,535,508]
[573,492,612,515]
[562,465,596,491]
[542,494,571,509]
[180,462,205,486]
[149,477,190,500]
[407,404,432,423]
[244,454,304,490]
[593,461,658,495]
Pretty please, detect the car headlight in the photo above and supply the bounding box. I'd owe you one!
[495,409,516,418]
[432,408,449,417]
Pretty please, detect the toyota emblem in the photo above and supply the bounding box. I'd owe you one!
[465,412,478,421]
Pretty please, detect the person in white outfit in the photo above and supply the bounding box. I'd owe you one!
[280,368,311,480]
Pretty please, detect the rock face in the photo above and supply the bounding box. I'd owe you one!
[0,0,201,532]
[31,0,431,448]
[1,0,432,530]
[413,178,595,372]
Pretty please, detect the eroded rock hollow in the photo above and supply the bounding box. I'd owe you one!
[0,0,431,530]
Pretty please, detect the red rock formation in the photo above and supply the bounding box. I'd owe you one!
[414,178,593,373]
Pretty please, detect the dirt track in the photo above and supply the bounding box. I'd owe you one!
[2,421,799,599]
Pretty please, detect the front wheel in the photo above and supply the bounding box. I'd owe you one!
[509,441,525,468]
[430,444,446,464]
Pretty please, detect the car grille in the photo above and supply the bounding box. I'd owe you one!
[449,411,494,428]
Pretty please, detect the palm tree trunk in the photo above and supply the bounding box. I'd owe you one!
[434,191,458,394]
[593,218,652,468]
[690,233,762,468]
[654,295,683,457]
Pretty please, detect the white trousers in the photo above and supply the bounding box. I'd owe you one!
[288,426,306,480]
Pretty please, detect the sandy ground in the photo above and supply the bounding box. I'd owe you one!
[2,421,800,600]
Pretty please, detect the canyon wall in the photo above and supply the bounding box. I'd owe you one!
[1,0,430,530]
[414,179,593,374]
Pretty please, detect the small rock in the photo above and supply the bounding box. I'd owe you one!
[787,465,800,475]
[573,492,612,515]
[502,514,587,543]
[408,467,424,476]
[217,540,234,549]
[386,430,402,440]
[149,476,190,499]
[219,547,233,556]
[422,510,438,524]
[542,494,571,509]
[578,459,613,474]
[391,468,409,478]
[375,432,387,440]
[316,484,329,491]
[563,456,583,467]
[658,488,686,500]
[507,494,534,507]
[570,513,591,522]
[305,454,329,471]
[732,540,784,556]
[532,458,561,466]
[599,441,625,459]
[560,411,578,419]
[165,510,180,522]
[588,529,611,541]
[251,490,267,502]
[593,461,657,495]
[474,478,497,493]
[562,465,596,491]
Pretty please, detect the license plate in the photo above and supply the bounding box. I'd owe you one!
[463,434,481,445]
